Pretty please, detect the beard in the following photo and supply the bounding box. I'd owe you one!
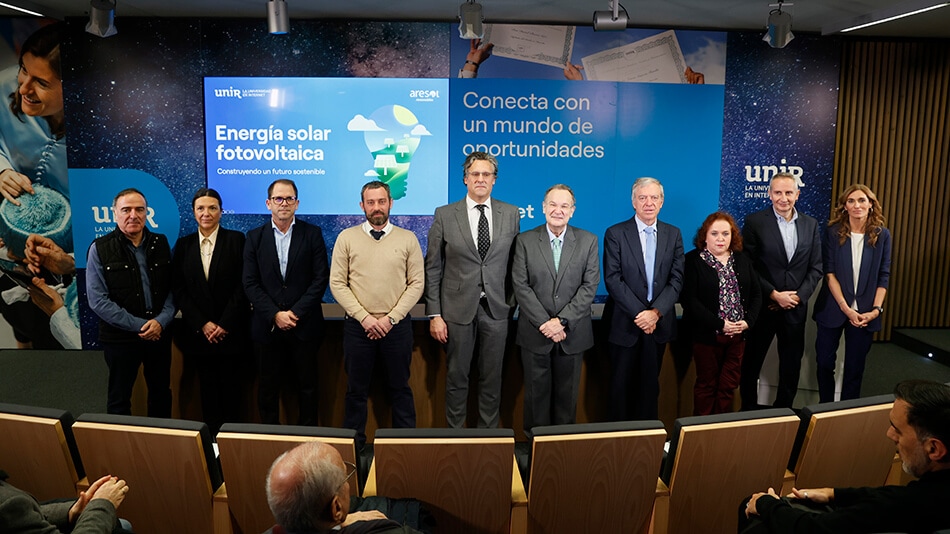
[367,211,388,226]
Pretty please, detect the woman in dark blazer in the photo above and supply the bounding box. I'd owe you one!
[813,184,890,402]
[171,188,250,434]
[682,211,761,415]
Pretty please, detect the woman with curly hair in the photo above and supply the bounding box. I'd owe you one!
[681,211,761,415]
[813,184,890,402]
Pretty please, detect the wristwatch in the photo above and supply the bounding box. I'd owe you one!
[389,316,397,325]
[558,317,568,328]
[872,305,884,315]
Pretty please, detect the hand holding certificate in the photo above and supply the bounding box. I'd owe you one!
[581,30,689,83]
[482,24,575,68]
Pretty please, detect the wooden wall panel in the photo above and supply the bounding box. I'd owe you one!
[833,40,950,338]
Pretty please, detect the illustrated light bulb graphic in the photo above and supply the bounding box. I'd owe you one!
[349,104,431,200]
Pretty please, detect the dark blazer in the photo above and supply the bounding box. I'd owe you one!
[603,216,684,345]
[681,249,762,344]
[171,227,250,353]
[813,224,891,332]
[424,197,520,323]
[742,207,823,323]
[511,224,600,354]
[243,219,329,343]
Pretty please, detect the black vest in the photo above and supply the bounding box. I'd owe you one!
[93,228,172,343]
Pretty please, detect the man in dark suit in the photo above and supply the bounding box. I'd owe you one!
[172,188,250,434]
[740,172,822,409]
[603,177,684,421]
[512,184,599,431]
[425,151,520,428]
[243,179,329,426]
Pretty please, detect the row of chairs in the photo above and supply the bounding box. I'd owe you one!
[0,395,898,534]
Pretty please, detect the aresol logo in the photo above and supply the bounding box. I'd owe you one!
[214,87,242,99]
[410,89,440,100]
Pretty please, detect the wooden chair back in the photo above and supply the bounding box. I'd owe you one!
[0,403,83,501]
[527,421,667,534]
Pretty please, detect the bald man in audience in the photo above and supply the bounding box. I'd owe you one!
[265,442,424,534]
[741,379,950,533]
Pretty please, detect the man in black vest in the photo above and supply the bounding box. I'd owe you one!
[85,188,174,417]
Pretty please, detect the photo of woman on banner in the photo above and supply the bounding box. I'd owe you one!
[0,21,75,349]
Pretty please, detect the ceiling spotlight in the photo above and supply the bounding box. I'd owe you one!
[86,0,117,38]
[763,2,794,48]
[593,0,628,31]
[267,0,289,35]
[458,0,484,39]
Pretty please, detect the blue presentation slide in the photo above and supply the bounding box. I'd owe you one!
[204,77,450,215]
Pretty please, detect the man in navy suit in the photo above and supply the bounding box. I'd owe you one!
[244,179,329,426]
[740,172,822,409]
[603,177,684,421]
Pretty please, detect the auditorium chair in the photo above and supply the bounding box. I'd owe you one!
[523,421,666,534]
[0,402,84,501]
[71,413,223,534]
[364,428,527,534]
[214,423,358,534]
[657,408,799,534]
[782,394,896,494]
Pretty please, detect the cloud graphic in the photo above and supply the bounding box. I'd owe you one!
[347,114,385,131]
[364,169,378,177]
[684,38,727,85]
[410,124,432,136]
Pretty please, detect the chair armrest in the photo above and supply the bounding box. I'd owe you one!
[781,468,796,496]
[213,484,233,534]
[651,478,669,534]
[510,457,527,534]
[362,459,378,497]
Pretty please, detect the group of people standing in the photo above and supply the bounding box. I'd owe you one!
[681,174,890,415]
[83,151,891,442]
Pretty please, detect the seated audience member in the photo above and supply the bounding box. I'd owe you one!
[741,379,950,533]
[0,472,131,533]
[265,442,426,534]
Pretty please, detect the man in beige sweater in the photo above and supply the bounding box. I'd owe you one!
[330,181,424,448]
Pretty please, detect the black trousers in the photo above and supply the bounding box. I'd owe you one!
[256,329,322,426]
[741,309,806,409]
[342,317,416,446]
[608,336,665,421]
[102,337,172,418]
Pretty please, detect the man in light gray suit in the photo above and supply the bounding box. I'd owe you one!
[512,184,599,431]
[603,177,684,421]
[425,151,521,428]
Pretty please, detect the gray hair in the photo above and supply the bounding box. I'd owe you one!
[265,442,346,532]
[631,177,664,201]
[770,172,799,191]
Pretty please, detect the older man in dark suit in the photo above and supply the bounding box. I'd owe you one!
[425,151,520,429]
[243,179,329,426]
[740,172,822,409]
[512,184,599,431]
[603,177,684,421]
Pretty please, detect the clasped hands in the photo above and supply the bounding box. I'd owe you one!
[361,315,393,340]
[539,317,566,343]
[634,309,660,334]
[770,290,800,311]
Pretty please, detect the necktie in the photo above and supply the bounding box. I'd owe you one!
[200,237,212,280]
[644,226,656,302]
[370,229,384,241]
[476,205,490,260]
[552,238,561,272]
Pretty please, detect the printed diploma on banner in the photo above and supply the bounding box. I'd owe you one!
[482,24,575,68]
[581,30,688,83]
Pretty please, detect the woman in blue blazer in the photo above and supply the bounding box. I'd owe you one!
[813,184,890,402]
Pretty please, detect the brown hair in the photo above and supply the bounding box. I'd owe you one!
[829,184,886,246]
[693,211,742,252]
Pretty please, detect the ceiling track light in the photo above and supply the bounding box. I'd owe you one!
[823,0,950,34]
[86,0,117,38]
[763,1,794,48]
[593,0,628,31]
[458,0,484,39]
[267,0,289,35]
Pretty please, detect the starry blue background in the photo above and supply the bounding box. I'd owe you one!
[719,32,840,228]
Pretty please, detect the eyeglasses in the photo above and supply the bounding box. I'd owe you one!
[466,171,495,178]
[336,461,357,492]
[269,196,298,204]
